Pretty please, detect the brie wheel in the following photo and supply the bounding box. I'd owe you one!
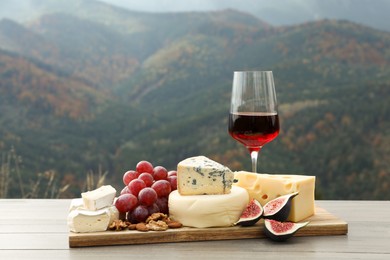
[168,186,249,228]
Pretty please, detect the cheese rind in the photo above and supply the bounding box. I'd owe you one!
[177,156,234,195]
[81,185,116,210]
[168,186,249,228]
[67,205,119,233]
[69,198,84,212]
[233,171,315,222]
[107,204,120,224]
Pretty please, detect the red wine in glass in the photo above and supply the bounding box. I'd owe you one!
[228,71,279,173]
[228,112,280,153]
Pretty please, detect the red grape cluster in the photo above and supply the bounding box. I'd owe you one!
[115,160,177,223]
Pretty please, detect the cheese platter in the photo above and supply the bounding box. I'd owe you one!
[67,157,347,248]
[69,206,348,247]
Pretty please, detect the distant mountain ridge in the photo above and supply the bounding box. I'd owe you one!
[0,0,389,199]
[2,0,390,32]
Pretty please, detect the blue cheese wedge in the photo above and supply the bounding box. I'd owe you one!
[67,206,119,233]
[81,185,116,211]
[177,156,234,195]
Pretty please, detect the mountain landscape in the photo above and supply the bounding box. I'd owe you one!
[0,0,389,199]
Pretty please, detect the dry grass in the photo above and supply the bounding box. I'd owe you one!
[0,152,10,198]
[25,170,70,199]
[0,147,25,198]
[0,147,108,198]
[84,165,108,192]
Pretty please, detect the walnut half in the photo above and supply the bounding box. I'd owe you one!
[146,220,169,231]
[108,220,131,231]
[146,213,170,223]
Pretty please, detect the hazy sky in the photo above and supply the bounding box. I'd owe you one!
[0,0,388,31]
[99,0,318,23]
[0,0,319,26]
[100,0,264,13]
[98,0,390,30]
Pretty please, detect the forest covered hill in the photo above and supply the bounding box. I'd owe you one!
[0,0,389,199]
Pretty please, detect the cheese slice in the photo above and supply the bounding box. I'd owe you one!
[177,156,234,195]
[106,204,120,224]
[81,185,116,211]
[234,171,315,222]
[168,186,249,228]
[69,198,119,223]
[67,205,119,233]
[69,198,84,212]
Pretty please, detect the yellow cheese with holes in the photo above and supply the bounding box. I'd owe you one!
[233,171,315,222]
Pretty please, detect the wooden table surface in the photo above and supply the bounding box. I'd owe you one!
[0,199,389,259]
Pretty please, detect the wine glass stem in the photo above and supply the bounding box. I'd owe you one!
[250,150,259,173]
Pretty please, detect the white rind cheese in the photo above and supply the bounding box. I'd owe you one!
[177,156,234,195]
[69,198,84,212]
[234,171,315,222]
[106,205,120,224]
[168,186,249,228]
[67,205,119,233]
[81,185,116,211]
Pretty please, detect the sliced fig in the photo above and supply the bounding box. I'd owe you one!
[264,219,309,242]
[235,199,263,226]
[263,192,299,221]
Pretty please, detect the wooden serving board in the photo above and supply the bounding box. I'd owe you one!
[69,206,348,248]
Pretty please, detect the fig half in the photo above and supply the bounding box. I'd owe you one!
[264,219,309,242]
[235,199,263,226]
[263,192,298,222]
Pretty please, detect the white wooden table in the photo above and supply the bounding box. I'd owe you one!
[0,199,389,259]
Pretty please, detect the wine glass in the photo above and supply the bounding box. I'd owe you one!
[228,71,280,173]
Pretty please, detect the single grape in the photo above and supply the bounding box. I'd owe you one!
[147,203,160,215]
[123,170,139,186]
[138,187,158,206]
[136,160,154,174]
[128,205,149,223]
[151,180,172,197]
[138,172,154,187]
[115,194,138,213]
[155,196,169,214]
[120,186,130,195]
[128,179,146,196]
[153,166,168,180]
[167,175,177,191]
[168,170,177,177]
